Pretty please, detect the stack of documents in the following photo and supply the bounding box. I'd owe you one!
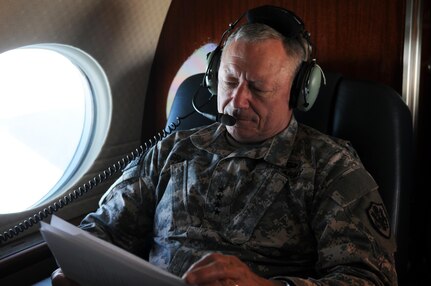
[40,215,185,286]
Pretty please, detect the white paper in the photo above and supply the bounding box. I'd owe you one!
[40,215,186,286]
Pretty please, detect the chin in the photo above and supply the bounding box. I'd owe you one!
[227,126,263,144]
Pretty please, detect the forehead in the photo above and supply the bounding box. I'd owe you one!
[220,39,294,80]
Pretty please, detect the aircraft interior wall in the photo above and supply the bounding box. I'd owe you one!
[0,0,429,285]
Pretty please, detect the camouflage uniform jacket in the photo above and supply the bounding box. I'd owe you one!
[80,117,397,285]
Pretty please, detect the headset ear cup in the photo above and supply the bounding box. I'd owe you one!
[290,61,307,109]
[294,60,323,112]
[205,46,222,95]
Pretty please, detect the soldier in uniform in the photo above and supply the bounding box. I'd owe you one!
[52,6,397,286]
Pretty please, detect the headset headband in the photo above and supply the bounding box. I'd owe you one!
[201,5,324,114]
[247,6,305,39]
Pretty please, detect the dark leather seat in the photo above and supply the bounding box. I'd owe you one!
[167,72,413,283]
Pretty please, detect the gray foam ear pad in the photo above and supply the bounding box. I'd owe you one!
[296,64,324,112]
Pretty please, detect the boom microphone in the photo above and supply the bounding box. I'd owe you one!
[196,108,236,126]
[195,110,236,126]
[191,88,237,126]
[218,113,237,126]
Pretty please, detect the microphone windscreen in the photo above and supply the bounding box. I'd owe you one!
[219,114,236,126]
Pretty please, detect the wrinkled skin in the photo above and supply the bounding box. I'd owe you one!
[182,253,282,286]
[217,38,296,144]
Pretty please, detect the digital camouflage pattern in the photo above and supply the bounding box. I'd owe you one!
[80,116,397,285]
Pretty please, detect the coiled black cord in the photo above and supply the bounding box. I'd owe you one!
[0,118,182,243]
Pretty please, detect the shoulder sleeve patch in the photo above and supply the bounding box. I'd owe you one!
[367,202,391,239]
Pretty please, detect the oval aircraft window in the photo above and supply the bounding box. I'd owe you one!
[0,44,111,214]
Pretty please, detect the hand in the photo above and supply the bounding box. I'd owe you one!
[51,268,80,286]
[182,253,280,286]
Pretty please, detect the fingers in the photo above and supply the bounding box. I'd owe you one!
[183,253,243,285]
[51,268,80,286]
[222,279,240,286]
[191,279,238,286]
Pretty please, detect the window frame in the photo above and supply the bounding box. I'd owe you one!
[0,43,111,224]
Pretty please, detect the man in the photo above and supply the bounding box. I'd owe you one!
[53,8,397,286]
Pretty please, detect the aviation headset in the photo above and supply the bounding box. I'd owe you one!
[203,5,325,112]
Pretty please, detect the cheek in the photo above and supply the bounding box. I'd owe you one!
[217,97,224,113]
[260,99,289,124]
[217,93,229,113]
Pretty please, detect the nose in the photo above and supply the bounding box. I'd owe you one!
[231,83,250,109]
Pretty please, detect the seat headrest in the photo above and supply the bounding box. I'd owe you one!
[166,73,217,131]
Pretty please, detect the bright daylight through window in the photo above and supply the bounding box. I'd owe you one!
[0,45,111,214]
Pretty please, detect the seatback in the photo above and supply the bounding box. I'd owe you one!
[329,78,413,282]
[166,72,413,281]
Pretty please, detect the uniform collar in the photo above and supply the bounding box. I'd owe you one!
[190,117,298,167]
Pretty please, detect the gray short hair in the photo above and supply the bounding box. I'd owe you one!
[223,23,306,75]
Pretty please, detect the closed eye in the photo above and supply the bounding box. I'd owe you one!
[221,80,238,89]
[249,83,271,95]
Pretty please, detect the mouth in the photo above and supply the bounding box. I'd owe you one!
[233,115,258,124]
[227,109,259,124]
